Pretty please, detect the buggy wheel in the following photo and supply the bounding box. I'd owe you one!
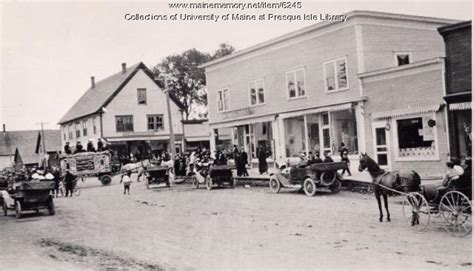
[192,176,199,189]
[206,176,213,191]
[320,171,336,186]
[402,192,430,231]
[15,201,22,219]
[3,201,7,216]
[269,177,281,193]
[439,191,472,237]
[303,178,317,197]
[100,175,112,186]
[330,180,341,193]
[48,197,55,216]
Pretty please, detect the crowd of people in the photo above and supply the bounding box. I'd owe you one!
[63,138,109,155]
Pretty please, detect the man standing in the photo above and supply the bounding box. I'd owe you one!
[240,148,249,176]
[64,170,76,197]
[64,142,71,155]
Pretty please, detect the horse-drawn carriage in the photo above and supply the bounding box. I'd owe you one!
[401,175,472,237]
[3,181,55,219]
[192,163,234,190]
[269,162,346,196]
[144,165,170,189]
[60,151,115,185]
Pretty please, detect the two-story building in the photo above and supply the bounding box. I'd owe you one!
[201,10,458,177]
[58,62,185,159]
[438,21,472,159]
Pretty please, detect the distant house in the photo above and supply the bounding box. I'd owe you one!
[0,125,61,169]
[58,62,186,159]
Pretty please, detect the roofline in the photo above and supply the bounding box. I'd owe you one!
[58,62,185,125]
[199,10,459,69]
[358,57,444,79]
[438,20,471,34]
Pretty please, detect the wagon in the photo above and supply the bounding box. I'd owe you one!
[400,174,472,237]
[205,165,234,190]
[269,162,346,196]
[144,165,170,189]
[3,181,55,219]
[60,151,115,185]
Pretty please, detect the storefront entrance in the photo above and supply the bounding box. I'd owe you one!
[372,121,391,168]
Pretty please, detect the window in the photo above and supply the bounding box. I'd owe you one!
[249,79,265,105]
[324,58,348,92]
[93,118,97,134]
[147,115,164,131]
[115,115,134,132]
[396,116,437,159]
[82,120,88,137]
[68,124,73,139]
[137,88,147,105]
[217,89,229,112]
[75,122,80,138]
[395,53,411,66]
[286,68,306,99]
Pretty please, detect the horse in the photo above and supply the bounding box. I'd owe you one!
[358,153,421,222]
[121,159,151,181]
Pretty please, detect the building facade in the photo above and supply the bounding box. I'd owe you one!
[201,11,458,177]
[438,21,472,159]
[58,62,185,159]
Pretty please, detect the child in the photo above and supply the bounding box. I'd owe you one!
[120,171,133,195]
[340,150,352,176]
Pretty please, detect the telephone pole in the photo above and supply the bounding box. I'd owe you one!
[164,80,176,161]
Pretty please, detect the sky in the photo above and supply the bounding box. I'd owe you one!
[0,0,472,131]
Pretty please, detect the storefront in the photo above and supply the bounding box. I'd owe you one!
[278,103,360,158]
[447,101,472,158]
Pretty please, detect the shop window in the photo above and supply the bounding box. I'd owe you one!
[396,116,436,158]
[137,88,147,105]
[395,53,411,66]
[286,68,306,99]
[324,58,348,92]
[147,115,164,131]
[217,89,229,112]
[249,79,265,105]
[75,122,81,138]
[116,115,134,132]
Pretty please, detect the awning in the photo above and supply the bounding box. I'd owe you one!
[449,102,471,111]
[279,103,353,119]
[371,104,441,119]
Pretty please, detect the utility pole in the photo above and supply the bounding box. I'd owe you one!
[36,122,48,168]
[164,80,176,161]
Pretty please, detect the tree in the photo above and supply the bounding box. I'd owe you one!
[153,43,235,120]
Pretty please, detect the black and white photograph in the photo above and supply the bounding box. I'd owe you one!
[0,0,472,270]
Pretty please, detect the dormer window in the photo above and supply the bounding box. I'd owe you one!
[395,52,411,66]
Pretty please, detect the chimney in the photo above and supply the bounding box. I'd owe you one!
[122,63,127,74]
[91,76,95,88]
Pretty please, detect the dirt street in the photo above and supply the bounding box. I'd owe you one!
[0,176,471,270]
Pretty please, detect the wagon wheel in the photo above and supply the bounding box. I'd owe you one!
[100,175,112,186]
[48,197,55,216]
[439,191,472,237]
[3,201,7,216]
[15,201,22,219]
[303,178,317,197]
[269,177,281,193]
[192,176,199,189]
[330,180,341,193]
[206,176,213,191]
[402,192,431,231]
[320,171,336,186]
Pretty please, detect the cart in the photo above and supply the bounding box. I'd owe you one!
[3,181,55,219]
[205,165,234,190]
[191,162,211,189]
[60,151,115,185]
[269,162,346,196]
[397,174,472,237]
[144,165,170,189]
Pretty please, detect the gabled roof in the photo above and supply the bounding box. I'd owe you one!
[0,130,61,165]
[58,62,184,125]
